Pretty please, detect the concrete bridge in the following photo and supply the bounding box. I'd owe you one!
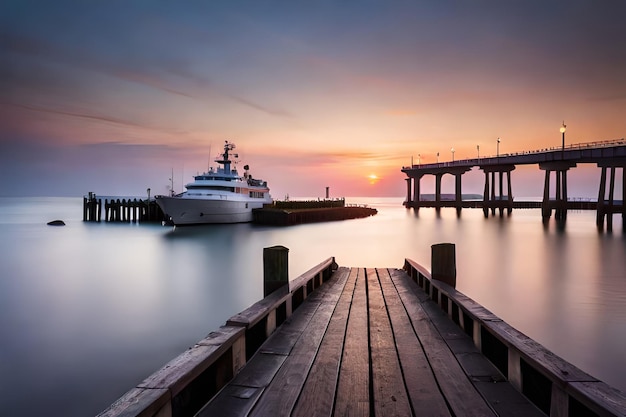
[401,138,626,230]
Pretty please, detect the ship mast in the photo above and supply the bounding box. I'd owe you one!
[216,141,238,175]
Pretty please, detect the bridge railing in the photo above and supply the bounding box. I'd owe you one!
[403,258,626,417]
[402,137,626,169]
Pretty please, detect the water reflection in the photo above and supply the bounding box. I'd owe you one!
[1,198,626,416]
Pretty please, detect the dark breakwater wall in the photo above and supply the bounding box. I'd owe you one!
[270,198,346,209]
[253,206,377,226]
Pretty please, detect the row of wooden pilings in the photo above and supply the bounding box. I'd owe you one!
[83,192,166,223]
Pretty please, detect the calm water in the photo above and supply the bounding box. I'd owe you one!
[1,197,625,416]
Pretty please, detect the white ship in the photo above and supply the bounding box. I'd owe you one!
[155,141,272,225]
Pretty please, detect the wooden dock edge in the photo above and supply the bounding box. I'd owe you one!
[403,258,626,417]
[96,257,337,417]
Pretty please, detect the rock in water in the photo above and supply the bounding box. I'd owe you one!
[47,220,66,226]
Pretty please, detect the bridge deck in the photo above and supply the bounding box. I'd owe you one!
[197,267,543,417]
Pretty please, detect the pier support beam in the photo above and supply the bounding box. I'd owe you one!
[404,167,470,211]
[480,165,515,217]
[540,162,576,224]
[414,174,421,205]
[435,173,443,206]
[405,178,412,206]
[404,174,424,208]
[596,160,626,232]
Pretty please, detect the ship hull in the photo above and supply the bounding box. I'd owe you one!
[155,196,269,225]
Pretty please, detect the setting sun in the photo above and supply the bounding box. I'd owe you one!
[368,173,379,185]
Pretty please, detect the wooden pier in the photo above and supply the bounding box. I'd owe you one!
[83,192,166,223]
[98,247,626,417]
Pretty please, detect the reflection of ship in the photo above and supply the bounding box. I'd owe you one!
[155,141,272,225]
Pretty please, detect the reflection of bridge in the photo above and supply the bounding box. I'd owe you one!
[401,139,626,230]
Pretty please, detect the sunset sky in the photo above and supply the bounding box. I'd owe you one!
[2,1,625,199]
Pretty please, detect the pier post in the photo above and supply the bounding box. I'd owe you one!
[596,167,607,229]
[483,171,490,217]
[506,170,513,214]
[607,167,616,231]
[542,170,552,220]
[405,178,412,205]
[490,171,496,215]
[455,173,462,214]
[435,174,443,206]
[623,168,626,232]
[263,246,289,297]
[540,162,576,224]
[413,174,421,205]
[431,243,456,288]
[481,165,515,217]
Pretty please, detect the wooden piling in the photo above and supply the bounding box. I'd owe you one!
[431,243,456,288]
[263,245,289,296]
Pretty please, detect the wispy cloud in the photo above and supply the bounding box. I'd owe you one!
[1,30,293,119]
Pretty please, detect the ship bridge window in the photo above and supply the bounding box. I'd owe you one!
[195,176,233,181]
[188,185,235,192]
[250,191,265,198]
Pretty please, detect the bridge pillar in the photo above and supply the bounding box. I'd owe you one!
[596,161,626,232]
[480,165,515,217]
[414,174,422,205]
[455,173,462,214]
[435,173,443,208]
[405,177,412,206]
[540,162,577,223]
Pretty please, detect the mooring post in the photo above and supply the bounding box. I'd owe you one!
[431,243,456,288]
[263,245,289,297]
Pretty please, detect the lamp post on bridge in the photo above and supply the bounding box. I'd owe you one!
[560,121,567,152]
[451,148,455,162]
[437,152,440,163]
[477,145,480,159]
[497,137,501,158]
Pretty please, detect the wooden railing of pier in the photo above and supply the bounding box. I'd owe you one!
[403,257,626,417]
[97,256,337,417]
[98,247,626,417]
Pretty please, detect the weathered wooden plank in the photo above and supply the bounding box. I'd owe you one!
[568,380,626,417]
[96,387,170,417]
[195,352,286,417]
[367,268,413,416]
[199,268,349,417]
[486,320,597,383]
[334,268,370,416]
[227,288,290,328]
[137,343,224,396]
[291,267,358,417]
[289,257,335,292]
[247,267,350,416]
[389,268,498,416]
[195,384,263,417]
[472,380,545,417]
[378,268,451,417]
[196,325,245,347]
[227,352,287,388]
